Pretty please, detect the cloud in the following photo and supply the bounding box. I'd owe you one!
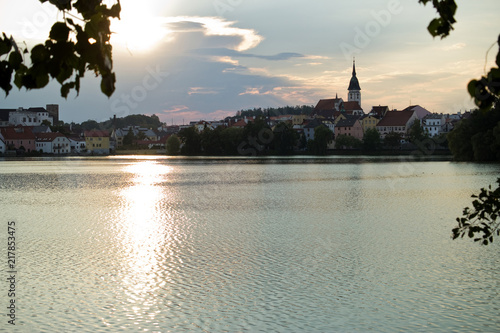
[188,87,220,95]
[163,16,263,52]
[192,47,305,61]
[443,43,466,51]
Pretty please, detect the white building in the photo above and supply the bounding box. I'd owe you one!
[422,114,446,137]
[69,137,87,154]
[35,133,71,154]
[8,107,53,126]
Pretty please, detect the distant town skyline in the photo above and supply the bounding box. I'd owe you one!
[0,0,499,124]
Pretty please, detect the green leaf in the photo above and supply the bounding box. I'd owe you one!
[100,72,115,97]
[427,18,442,37]
[30,44,50,63]
[8,51,22,70]
[0,34,12,56]
[0,60,13,95]
[49,22,71,42]
[467,80,477,99]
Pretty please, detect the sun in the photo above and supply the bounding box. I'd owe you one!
[110,2,169,53]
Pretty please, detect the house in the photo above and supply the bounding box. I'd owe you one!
[360,114,379,133]
[376,110,418,139]
[31,126,52,134]
[230,118,249,129]
[370,106,389,118]
[303,119,322,142]
[303,119,335,142]
[0,132,6,154]
[0,126,36,152]
[335,115,363,140]
[312,96,345,119]
[84,130,110,155]
[194,121,214,132]
[422,114,446,137]
[35,133,71,154]
[7,107,53,126]
[0,109,13,127]
[111,126,159,147]
[68,137,87,154]
[401,105,431,122]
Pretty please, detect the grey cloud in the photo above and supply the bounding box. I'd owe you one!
[192,48,305,61]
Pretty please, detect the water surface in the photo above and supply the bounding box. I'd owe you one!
[0,156,499,332]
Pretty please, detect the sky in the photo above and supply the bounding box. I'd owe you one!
[0,0,499,124]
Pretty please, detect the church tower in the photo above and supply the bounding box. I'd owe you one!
[347,59,361,106]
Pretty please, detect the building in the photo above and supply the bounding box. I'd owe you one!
[46,104,60,124]
[343,101,364,116]
[0,126,37,152]
[35,133,71,154]
[0,109,13,127]
[68,137,87,154]
[7,107,53,126]
[111,126,159,147]
[370,106,389,118]
[347,59,361,107]
[401,105,431,122]
[335,115,363,140]
[312,96,345,119]
[360,114,380,133]
[376,110,419,139]
[303,119,323,142]
[84,130,110,155]
[422,114,446,137]
[0,132,6,154]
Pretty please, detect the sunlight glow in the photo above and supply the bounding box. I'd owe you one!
[110,2,170,53]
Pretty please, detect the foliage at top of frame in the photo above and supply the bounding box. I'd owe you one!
[0,0,121,98]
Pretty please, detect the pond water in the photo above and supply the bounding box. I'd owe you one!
[0,156,499,332]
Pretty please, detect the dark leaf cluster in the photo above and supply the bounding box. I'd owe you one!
[0,0,121,98]
[452,178,500,245]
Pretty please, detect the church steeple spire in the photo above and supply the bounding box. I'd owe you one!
[347,58,361,106]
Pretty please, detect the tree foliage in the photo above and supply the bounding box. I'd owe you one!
[452,179,500,245]
[362,128,382,151]
[307,125,333,155]
[334,134,361,150]
[420,0,500,244]
[0,0,121,98]
[447,104,500,161]
[272,122,297,155]
[408,120,427,144]
[166,134,180,155]
[383,132,401,149]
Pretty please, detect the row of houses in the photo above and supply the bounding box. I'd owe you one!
[0,126,110,155]
[187,104,464,145]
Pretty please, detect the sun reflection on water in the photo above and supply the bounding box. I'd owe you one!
[117,160,178,323]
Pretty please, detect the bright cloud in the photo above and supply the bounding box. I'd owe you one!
[163,16,263,52]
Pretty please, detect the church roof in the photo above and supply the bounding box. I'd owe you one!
[314,98,344,111]
[343,101,363,112]
[347,60,361,91]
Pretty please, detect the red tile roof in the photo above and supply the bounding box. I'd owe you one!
[343,101,362,111]
[314,98,343,111]
[0,126,36,140]
[35,132,66,142]
[377,110,414,127]
[84,130,109,137]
